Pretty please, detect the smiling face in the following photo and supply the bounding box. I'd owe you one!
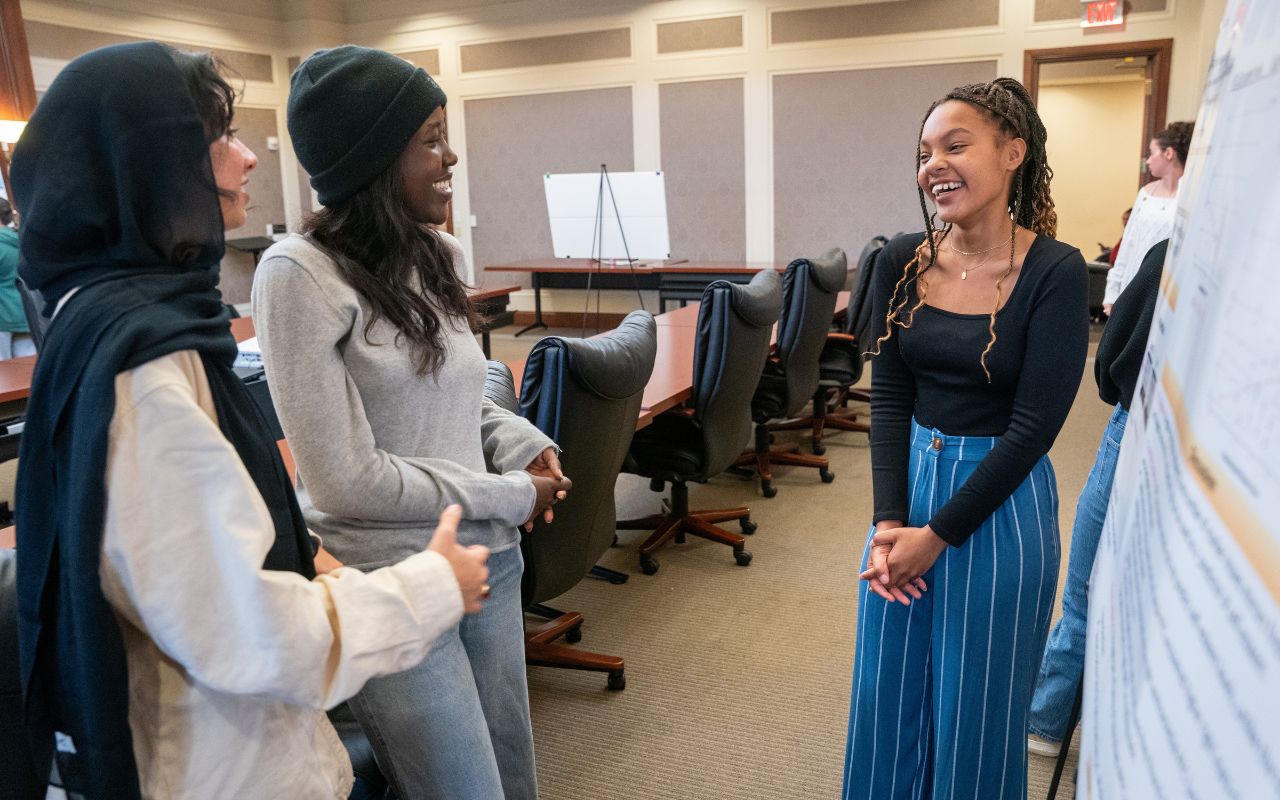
[398,106,457,225]
[209,133,257,230]
[917,100,1026,229]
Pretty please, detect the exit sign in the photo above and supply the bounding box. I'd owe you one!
[1081,0,1125,28]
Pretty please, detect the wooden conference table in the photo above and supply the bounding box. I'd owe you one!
[485,258,790,335]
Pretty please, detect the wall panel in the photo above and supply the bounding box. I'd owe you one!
[771,0,997,44]
[659,78,745,261]
[657,16,743,54]
[1036,0,1166,22]
[773,60,997,264]
[460,28,630,72]
[466,87,634,281]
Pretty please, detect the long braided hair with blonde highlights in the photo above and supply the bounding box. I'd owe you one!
[872,77,1057,381]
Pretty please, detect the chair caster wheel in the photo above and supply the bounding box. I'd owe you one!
[734,548,753,567]
[565,624,583,644]
[740,518,757,535]
[812,442,826,455]
[640,557,660,575]
[762,483,778,498]
[820,469,836,483]
[607,671,626,691]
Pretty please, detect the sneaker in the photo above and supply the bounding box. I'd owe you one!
[1027,733,1061,758]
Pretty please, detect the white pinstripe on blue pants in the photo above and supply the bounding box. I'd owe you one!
[842,420,1061,800]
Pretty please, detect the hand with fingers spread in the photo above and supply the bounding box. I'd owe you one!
[427,504,492,613]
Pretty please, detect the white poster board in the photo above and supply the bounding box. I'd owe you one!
[543,171,670,260]
[1080,2,1280,797]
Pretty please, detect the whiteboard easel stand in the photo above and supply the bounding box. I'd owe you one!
[580,164,647,337]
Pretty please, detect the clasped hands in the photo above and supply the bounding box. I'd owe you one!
[523,446,573,532]
[859,520,948,605]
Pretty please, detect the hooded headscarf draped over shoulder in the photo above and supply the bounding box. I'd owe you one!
[11,42,313,799]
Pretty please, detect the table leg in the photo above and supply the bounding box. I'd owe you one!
[515,272,549,337]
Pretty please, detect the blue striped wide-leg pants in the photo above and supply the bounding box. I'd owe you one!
[841,421,1061,800]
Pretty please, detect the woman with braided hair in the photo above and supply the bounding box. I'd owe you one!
[843,77,1088,799]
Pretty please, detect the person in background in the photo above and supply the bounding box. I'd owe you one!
[1098,206,1131,265]
[1027,237,1170,757]
[845,77,1088,799]
[254,46,570,799]
[0,198,34,360]
[1102,122,1194,314]
[12,43,490,799]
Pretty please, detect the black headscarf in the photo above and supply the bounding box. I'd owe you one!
[11,42,314,798]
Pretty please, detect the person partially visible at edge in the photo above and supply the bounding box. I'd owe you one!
[1027,236,1171,758]
[12,42,491,799]
[1102,121,1194,315]
[0,197,34,360]
[253,46,571,799]
[843,77,1088,800]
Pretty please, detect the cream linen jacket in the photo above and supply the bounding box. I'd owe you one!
[96,350,464,799]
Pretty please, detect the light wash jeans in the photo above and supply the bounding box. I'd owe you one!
[1028,404,1128,742]
[0,331,35,360]
[349,545,537,799]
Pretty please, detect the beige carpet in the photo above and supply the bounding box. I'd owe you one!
[489,327,1109,800]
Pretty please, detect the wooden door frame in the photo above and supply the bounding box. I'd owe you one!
[1024,39,1173,187]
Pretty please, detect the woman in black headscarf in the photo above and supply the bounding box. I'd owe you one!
[12,42,491,799]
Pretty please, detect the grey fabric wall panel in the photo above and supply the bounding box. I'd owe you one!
[1036,0,1165,21]
[24,21,274,81]
[460,28,630,72]
[220,107,284,304]
[465,87,634,281]
[771,0,998,44]
[659,79,745,261]
[773,60,997,265]
[397,49,441,75]
[657,16,744,54]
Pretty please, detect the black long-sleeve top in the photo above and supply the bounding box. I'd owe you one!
[869,232,1089,546]
[1096,239,1168,411]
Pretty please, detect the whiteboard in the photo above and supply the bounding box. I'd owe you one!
[1079,2,1280,797]
[543,171,670,260]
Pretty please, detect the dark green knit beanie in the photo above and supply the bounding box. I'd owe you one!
[288,45,447,205]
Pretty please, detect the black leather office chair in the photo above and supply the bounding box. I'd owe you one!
[732,249,844,497]
[1,551,49,799]
[771,237,884,454]
[483,360,520,413]
[619,270,782,575]
[518,311,656,690]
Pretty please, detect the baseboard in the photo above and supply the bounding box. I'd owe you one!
[511,310,628,329]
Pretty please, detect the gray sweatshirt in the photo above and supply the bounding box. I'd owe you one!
[251,233,551,570]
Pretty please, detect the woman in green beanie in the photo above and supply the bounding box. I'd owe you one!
[253,46,570,799]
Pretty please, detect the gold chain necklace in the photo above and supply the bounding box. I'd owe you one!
[944,239,1005,257]
[956,250,998,280]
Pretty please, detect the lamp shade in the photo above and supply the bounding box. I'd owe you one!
[0,119,27,144]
